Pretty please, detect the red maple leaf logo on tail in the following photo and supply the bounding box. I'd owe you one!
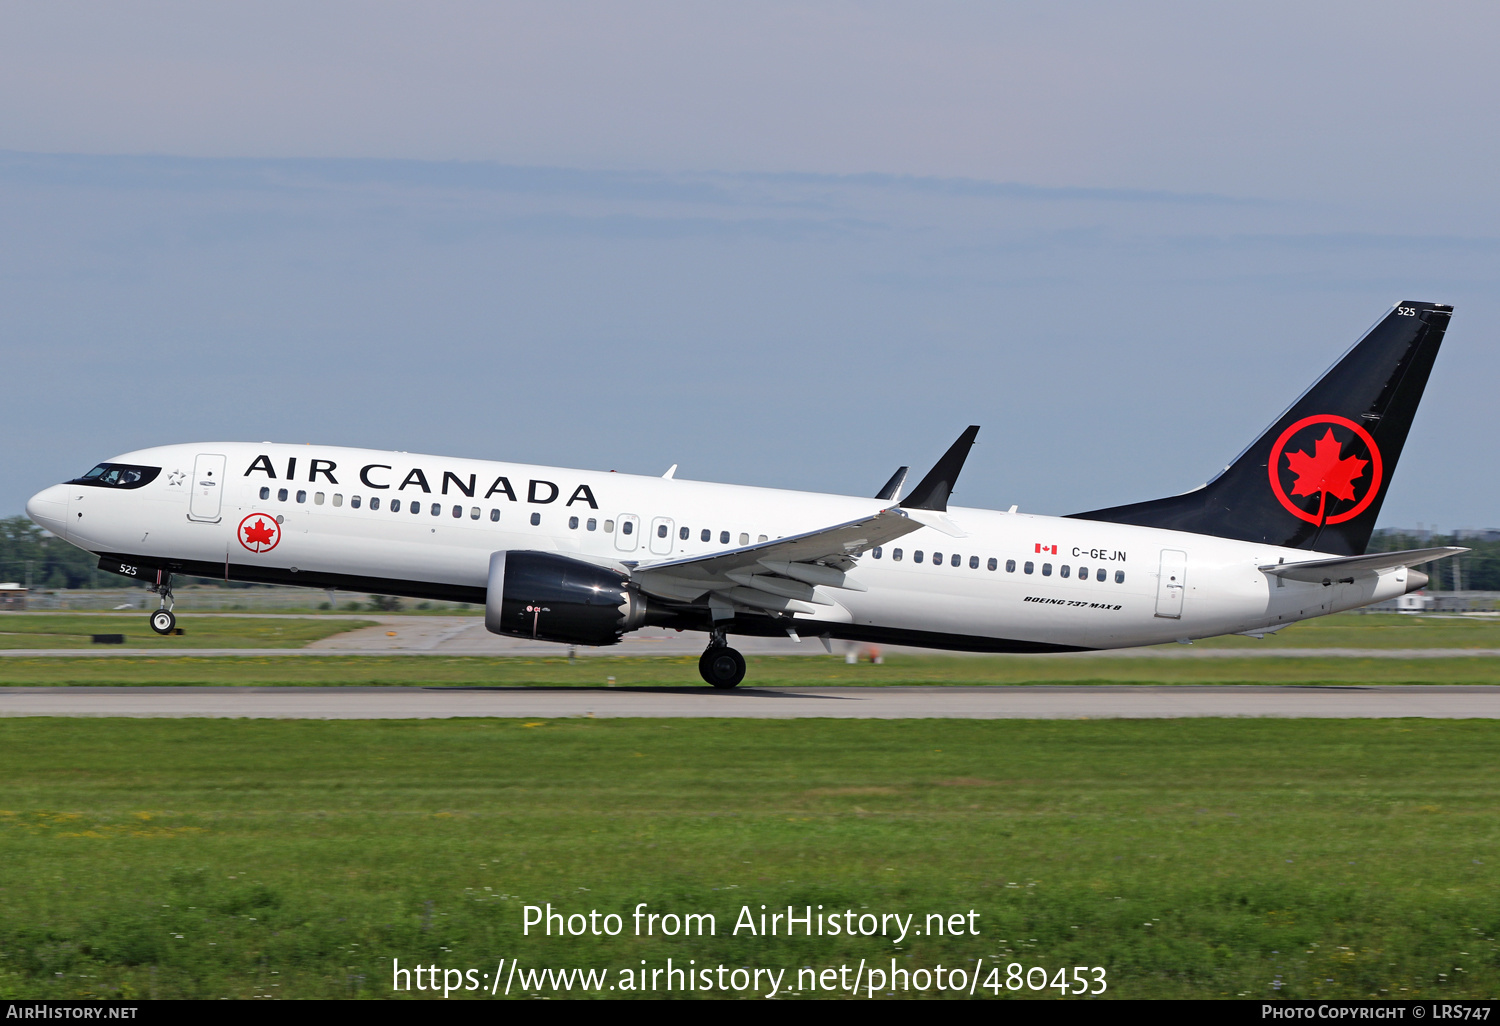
[1284,428,1367,523]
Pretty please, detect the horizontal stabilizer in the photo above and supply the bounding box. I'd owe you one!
[1260,546,1466,584]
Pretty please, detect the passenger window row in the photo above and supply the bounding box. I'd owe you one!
[626,523,764,546]
[255,487,768,544]
[250,484,1119,579]
[261,485,507,522]
[251,485,1119,580]
[869,545,1125,584]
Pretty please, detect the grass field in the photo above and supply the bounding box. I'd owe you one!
[2,652,1500,688]
[0,615,375,649]
[1188,613,1500,649]
[0,717,1495,1000]
[2,614,1494,1000]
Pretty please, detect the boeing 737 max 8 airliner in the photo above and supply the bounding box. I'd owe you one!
[26,301,1464,687]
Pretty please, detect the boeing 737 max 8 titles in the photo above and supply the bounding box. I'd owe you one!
[26,301,1464,687]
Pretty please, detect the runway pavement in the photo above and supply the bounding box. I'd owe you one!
[2,685,1497,719]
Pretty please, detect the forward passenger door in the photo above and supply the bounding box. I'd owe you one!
[188,454,226,522]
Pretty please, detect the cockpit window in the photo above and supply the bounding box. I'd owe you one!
[70,463,161,489]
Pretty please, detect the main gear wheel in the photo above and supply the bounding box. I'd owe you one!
[698,645,746,689]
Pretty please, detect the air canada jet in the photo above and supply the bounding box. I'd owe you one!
[26,301,1465,688]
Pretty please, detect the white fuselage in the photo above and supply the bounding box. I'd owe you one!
[26,442,1414,651]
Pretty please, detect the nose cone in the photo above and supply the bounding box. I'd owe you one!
[26,484,70,538]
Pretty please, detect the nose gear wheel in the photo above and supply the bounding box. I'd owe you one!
[149,573,176,634]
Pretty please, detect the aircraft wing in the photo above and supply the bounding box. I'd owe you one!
[1259,546,1467,584]
[630,426,981,617]
[630,507,921,614]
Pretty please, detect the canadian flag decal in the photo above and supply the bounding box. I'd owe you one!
[1034,543,1057,554]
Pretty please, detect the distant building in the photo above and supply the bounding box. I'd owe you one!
[0,583,26,610]
[1395,591,1434,614]
[1454,529,1500,542]
[1368,590,1499,613]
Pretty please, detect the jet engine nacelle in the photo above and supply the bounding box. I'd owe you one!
[485,550,647,646]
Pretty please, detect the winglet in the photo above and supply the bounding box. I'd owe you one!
[901,426,980,512]
[874,466,909,501]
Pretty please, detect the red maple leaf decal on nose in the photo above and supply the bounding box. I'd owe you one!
[1285,428,1368,518]
[242,518,276,546]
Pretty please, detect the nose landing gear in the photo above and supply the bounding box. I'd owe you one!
[149,575,177,635]
[698,629,746,689]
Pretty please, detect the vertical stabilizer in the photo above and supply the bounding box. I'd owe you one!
[1070,302,1453,555]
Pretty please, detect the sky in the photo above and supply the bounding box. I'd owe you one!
[3,1,1498,529]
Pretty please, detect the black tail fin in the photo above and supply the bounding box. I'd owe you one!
[1070,301,1453,555]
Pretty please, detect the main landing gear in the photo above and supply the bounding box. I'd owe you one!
[698,629,746,689]
[149,574,177,635]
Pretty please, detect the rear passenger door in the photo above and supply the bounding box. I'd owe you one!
[1154,549,1187,618]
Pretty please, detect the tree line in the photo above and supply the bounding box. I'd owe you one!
[0,516,252,590]
[0,516,112,589]
[1368,530,1500,591]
